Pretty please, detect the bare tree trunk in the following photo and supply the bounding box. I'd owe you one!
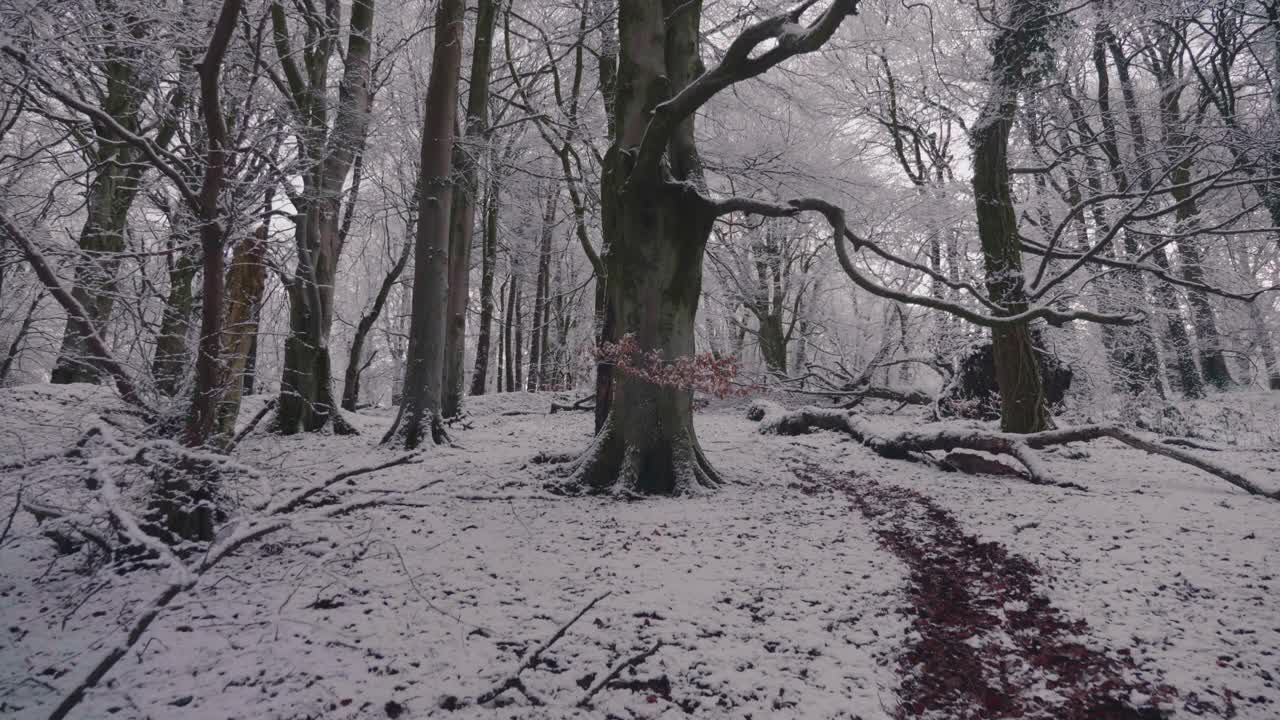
[513,280,524,391]
[382,0,464,449]
[470,182,499,395]
[0,290,42,384]
[342,232,411,411]
[273,0,375,434]
[1247,299,1280,389]
[1,213,146,408]
[443,0,499,417]
[51,74,148,385]
[215,225,267,438]
[527,187,557,391]
[151,233,198,396]
[182,0,242,447]
[502,273,515,392]
[968,0,1058,434]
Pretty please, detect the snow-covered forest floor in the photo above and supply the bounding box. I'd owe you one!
[1,384,1278,719]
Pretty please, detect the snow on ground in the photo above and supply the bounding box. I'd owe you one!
[0,384,1277,719]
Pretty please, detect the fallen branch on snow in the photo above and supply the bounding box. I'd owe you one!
[550,395,595,414]
[265,452,422,514]
[749,402,1278,500]
[465,591,612,708]
[576,640,664,708]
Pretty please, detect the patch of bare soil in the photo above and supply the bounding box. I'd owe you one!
[792,463,1175,719]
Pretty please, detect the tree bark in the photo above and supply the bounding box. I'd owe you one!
[502,273,515,392]
[51,55,149,385]
[342,232,411,411]
[382,0,464,449]
[567,0,724,494]
[527,186,557,391]
[0,290,43,384]
[443,0,499,417]
[968,0,1057,433]
[215,225,267,439]
[182,0,242,447]
[273,0,375,434]
[151,236,198,396]
[470,181,499,395]
[513,280,524,390]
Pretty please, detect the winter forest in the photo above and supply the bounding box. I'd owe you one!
[1,0,1279,717]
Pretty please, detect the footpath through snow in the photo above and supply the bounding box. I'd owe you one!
[0,384,1277,718]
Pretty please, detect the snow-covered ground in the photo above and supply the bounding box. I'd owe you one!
[1,384,1277,718]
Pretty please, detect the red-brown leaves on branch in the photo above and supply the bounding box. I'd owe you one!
[596,334,749,399]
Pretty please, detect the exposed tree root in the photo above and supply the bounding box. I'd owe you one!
[750,402,1278,500]
[549,421,725,497]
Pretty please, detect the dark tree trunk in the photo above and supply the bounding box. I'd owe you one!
[470,182,499,395]
[182,0,241,448]
[51,51,149,385]
[51,182,134,384]
[242,324,258,396]
[215,226,267,438]
[273,0,374,434]
[571,177,723,493]
[342,232,410,411]
[513,281,524,390]
[443,0,498,417]
[527,188,557,391]
[502,273,515,392]
[382,0,463,449]
[757,314,788,374]
[0,291,42,383]
[152,239,198,396]
[968,0,1058,434]
[568,0,725,494]
[1177,239,1233,388]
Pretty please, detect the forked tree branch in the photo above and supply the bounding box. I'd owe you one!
[632,0,860,178]
[709,194,1142,328]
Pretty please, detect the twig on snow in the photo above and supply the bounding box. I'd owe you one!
[266,452,422,514]
[470,591,612,707]
[576,640,664,708]
[0,485,21,547]
[228,398,277,449]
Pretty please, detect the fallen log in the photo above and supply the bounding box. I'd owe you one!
[749,403,1278,500]
[550,395,595,414]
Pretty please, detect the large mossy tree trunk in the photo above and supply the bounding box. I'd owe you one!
[570,0,857,492]
[569,0,722,495]
[51,37,155,386]
[151,237,198,396]
[51,157,139,384]
[571,178,724,494]
[968,0,1058,434]
[278,211,348,433]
